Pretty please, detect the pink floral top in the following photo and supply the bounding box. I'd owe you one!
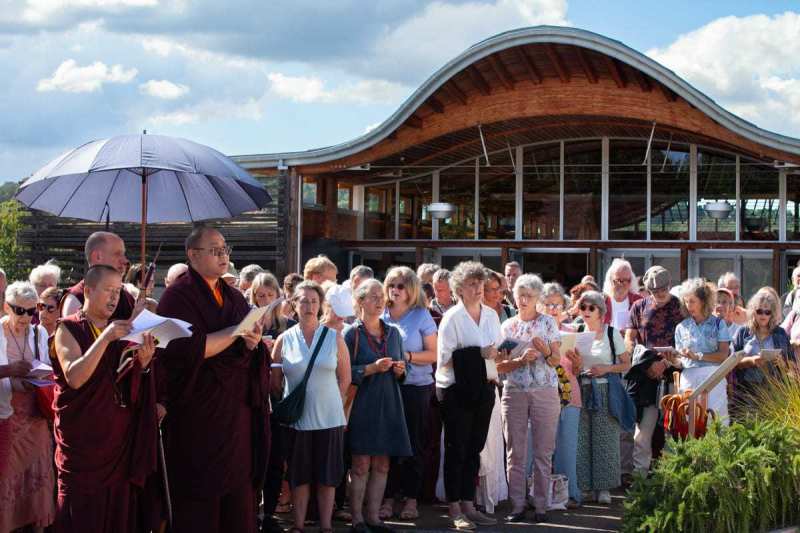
[500,313,560,391]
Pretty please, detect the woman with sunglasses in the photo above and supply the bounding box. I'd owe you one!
[672,278,732,423]
[38,287,61,336]
[730,289,795,418]
[0,281,55,532]
[380,266,437,522]
[564,290,629,505]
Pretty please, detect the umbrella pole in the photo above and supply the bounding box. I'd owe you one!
[140,169,148,293]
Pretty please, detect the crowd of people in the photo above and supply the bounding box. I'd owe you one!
[0,228,797,533]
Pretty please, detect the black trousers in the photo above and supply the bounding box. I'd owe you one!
[386,383,434,500]
[437,383,495,503]
[262,415,288,516]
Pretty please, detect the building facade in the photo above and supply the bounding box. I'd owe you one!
[233,26,800,297]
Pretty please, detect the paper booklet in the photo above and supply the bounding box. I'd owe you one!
[233,306,270,336]
[559,331,598,371]
[121,309,192,349]
[26,360,53,380]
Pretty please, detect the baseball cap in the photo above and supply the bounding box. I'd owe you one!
[326,284,355,318]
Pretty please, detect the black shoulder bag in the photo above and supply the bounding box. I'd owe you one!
[273,327,330,425]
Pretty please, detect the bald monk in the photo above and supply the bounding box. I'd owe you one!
[157,226,269,533]
[52,264,158,533]
[61,231,140,319]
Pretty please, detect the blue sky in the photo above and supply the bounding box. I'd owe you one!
[2,0,799,183]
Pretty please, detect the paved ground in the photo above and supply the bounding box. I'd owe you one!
[273,490,625,532]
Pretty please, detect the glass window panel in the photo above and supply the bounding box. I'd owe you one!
[439,161,476,239]
[364,183,396,239]
[337,185,351,210]
[522,143,560,239]
[302,177,318,205]
[360,250,416,279]
[697,256,734,286]
[787,176,800,240]
[480,255,502,272]
[609,141,647,240]
[740,160,778,241]
[479,149,515,239]
[697,150,736,240]
[652,256,681,282]
[518,252,589,289]
[441,255,474,270]
[742,257,772,300]
[563,141,601,240]
[399,176,432,239]
[650,143,690,240]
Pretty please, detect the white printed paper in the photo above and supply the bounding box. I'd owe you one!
[122,309,192,348]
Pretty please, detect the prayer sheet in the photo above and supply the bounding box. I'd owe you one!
[232,306,269,336]
[121,309,192,348]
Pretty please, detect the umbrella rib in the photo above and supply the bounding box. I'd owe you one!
[98,169,124,222]
[56,172,93,217]
[21,173,60,208]
[204,175,234,219]
[175,174,194,221]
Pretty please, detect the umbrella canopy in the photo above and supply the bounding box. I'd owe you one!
[15,134,270,223]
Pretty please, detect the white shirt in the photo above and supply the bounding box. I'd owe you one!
[0,326,10,419]
[610,296,631,332]
[436,301,502,389]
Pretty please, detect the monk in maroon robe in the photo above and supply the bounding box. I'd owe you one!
[61,231,138,319]
[157,226,269,533]
[52,264,159,533]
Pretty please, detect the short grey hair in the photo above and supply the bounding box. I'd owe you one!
[6,281,38,305]
[513,273,544,299]
[239,264,265,284]
[542,282,569,305]
[353,278,383,308]
[576,290,607,319]
[717,272,739,289]
[349,265,374,283]
[450,261,487,298]
[792,266,800,281]
[432,269,451,284]
[416,263,440,282]
[29,260,61,286]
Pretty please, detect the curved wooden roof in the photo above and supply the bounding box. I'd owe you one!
[234,26,800,178]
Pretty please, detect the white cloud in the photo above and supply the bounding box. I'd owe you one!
[23,0,158,22]
[139,79,189,99]
[36,59,137,92]
[267,72,408,105]
[647,12,800,133]
[146,95,266,126]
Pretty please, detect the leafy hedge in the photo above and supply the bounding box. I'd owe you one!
[622,420,800,533]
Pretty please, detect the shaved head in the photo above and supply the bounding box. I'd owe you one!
[185,226,221,255]
[85,264,121,289]
[85,232,121,263]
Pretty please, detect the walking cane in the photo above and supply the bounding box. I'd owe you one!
[158,426,173,529]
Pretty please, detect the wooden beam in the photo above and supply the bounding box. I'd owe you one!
[576,48,598,84]
[680,248,688,281]
[659,83,677,102]
[445,82,468,106]
[387,131,397,141]
[516,48,542,84]
[635,71,652,92]
[773,248,782,292]
[427,95,445,114]
[604,57,627,88]
[468,66,491,96]
[545,44,570,83]
[488,55,515,91]
[405,115,423,129]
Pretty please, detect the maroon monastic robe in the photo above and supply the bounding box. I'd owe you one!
[156,267,269,528]
[51,313,158,533]
[63,279,136,320]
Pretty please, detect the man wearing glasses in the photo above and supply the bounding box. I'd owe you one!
[624,266,685,476]
[156,226,268,533]
[61,231,140,320]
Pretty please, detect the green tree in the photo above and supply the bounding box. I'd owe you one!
[0,181,19,202]
[0,200,28,279]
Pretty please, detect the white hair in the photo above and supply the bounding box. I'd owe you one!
[29,260,61,286]
[603,258,635,297]
[165,263,189,286]
[513,273,544,299]
[717,272,739,289]
[6,281,38,305]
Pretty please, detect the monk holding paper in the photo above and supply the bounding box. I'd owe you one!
[52,264,159,533]
[156,226,269,533]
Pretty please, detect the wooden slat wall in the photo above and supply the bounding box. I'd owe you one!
[16,176,290,285]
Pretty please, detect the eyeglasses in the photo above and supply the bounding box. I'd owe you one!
[37,302,57,313]
[755,309,772,316]
[544,303,564,310]
[387,283,406,291]
[363,294,385,304]
[579,304,598,312]
[192,246,232,257]
[613,278,631,285]
[9,303,37,316]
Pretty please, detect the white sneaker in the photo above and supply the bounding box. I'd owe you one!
[597,490,612,504]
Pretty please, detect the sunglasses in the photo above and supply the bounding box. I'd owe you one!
[37,302,58,313]
[9,303,37,316]
[579,304,598,312]
[387,283,406,291]
[755,309,772,316]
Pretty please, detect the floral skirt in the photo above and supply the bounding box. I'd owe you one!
[0,391,56,531]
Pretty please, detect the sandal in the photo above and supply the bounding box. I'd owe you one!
[378,501,395,520]
[334,508,352,522]
[398,501,419,521]
[275,502,292,514]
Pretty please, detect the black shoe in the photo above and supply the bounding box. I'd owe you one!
[534,512,548,523]
[365,522,396,533]
[350,523,370,533]
[504,511,527,523]
[260,515,282,533]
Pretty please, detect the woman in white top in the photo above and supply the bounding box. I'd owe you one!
[271,281,351,533]
[436,261,501,530]
[0,281,55,533]
[565,290,630,505]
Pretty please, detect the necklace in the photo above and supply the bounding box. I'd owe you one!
[7,324,29,362]
[362,321,387,357]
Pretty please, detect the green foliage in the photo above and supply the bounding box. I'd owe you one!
[622,420,800,533]
[0,200,29,280]
[0,181,19,203]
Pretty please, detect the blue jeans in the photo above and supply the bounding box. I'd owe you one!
[553,405,581,503]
